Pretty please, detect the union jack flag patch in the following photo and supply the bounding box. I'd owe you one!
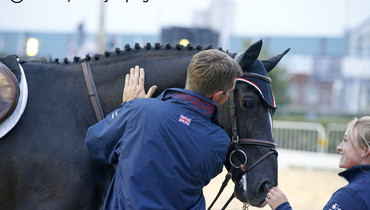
[178,114,192,126]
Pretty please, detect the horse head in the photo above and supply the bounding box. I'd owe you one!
[220,40,290,207]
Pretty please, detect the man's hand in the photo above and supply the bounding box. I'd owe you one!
[122,66,157,102]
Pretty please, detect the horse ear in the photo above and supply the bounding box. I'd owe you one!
[262,48,290,73]
[239,40,263,69]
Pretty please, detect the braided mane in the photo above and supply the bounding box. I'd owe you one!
[46,42,228,64]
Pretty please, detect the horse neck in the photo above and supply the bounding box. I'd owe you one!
[23,61,84,94]
[20,61,96,130]
[88,49,198,114]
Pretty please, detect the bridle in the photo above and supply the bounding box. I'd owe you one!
[207,54,278,210]
[82,61,104,122]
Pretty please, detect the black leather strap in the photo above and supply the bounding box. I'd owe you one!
[82,61,104,121]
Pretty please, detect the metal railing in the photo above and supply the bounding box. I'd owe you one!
[326,123,347,153]
[273,121,347,154]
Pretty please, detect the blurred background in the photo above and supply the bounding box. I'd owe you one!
[1,0,369,209]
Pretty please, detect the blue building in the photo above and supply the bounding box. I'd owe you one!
[0,30,345,60]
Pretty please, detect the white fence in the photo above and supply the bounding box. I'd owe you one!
[273,121,347,154]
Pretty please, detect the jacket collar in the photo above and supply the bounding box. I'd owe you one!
[158,88,222,126]
[339,165,370,182]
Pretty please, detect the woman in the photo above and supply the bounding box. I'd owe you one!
[266,116,370,210]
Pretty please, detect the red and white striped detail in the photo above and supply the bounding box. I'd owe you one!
[236,78,276,108]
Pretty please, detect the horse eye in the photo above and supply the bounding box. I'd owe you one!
[243,101,253,108]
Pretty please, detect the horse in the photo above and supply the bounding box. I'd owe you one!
[0,40,288,209]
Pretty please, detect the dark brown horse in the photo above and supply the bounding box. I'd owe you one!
[0,40,288,209]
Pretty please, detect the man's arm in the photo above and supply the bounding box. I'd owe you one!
[85,66,157,164]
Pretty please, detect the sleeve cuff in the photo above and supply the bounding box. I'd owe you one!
[276,201,293,210]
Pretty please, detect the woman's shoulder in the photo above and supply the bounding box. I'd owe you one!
[324,186,367,210]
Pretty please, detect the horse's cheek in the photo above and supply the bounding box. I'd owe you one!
[234,173,248,203]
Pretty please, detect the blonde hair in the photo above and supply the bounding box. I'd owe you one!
[347,116,370,150]
[185,49,242,97]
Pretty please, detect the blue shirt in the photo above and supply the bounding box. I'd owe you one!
[85,88,230,210]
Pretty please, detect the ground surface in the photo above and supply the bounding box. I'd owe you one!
[204,150,347,210]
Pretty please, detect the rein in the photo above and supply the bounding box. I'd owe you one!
[82,61,104,121]
[207,54,277,210]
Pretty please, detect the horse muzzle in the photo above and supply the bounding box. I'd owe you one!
[234,173,271,207]
[234,173,248,203]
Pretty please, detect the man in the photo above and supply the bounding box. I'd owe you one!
[85,49,242,209]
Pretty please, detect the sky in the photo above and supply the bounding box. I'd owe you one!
[0,0,370,37]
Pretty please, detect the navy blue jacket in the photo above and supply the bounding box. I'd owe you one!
[276,165,370,210]
[323,165,370,210]
[85,88,230,210]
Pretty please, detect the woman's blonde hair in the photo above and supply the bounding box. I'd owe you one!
[347,116,370,150]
